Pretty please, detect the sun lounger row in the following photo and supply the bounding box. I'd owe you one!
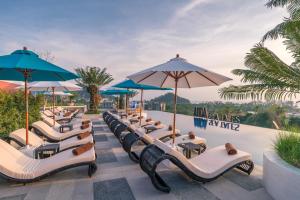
[102,111,254,193]
[103,111,187,162]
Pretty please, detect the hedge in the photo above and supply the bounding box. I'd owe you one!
[0,91,43,136]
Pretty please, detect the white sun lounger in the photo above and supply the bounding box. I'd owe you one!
[32,121,92,142]
[0,139,97,183]
[9,128,93,151]
[41,113,90,130]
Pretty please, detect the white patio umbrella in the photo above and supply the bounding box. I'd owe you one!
[44,91,73,96]
[28,81,81,125]
[128,54,232,144]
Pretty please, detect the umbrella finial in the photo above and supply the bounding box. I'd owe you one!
[176,54,180,58]
[23,46,28,50]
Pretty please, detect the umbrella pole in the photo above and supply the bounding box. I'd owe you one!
[139,89,143,126]
[24,72,29,146]
[125,89,128,114]
[52,87,55,126]
[172,79,178,144]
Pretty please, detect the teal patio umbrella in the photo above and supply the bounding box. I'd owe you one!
[100,89,136,110]
[0,47,78,145]
[113,79,171,125]
[100,89,136,96]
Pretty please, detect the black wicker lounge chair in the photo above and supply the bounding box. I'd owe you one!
[139,139,254,193]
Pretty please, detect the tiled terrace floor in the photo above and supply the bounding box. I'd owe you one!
[0,115,272,200]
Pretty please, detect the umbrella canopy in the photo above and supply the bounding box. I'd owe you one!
[0,47,78,145]
[28,81,81,92]
[113,79,172,124]
[128,54,232,143]
[113,79,171,90]
[0,49,77,81]
[100,89,136,95]
[44,91,73,96]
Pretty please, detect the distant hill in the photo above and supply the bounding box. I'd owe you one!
[149,92,191,104]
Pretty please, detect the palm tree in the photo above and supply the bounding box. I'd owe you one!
[76,66,113,113]
[263,0,300,41]
[220,1,300,101]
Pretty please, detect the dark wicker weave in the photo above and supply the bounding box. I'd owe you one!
[139,144,254,193]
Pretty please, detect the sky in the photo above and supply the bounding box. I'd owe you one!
[0,0,292,102]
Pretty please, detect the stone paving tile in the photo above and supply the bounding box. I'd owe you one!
[223,169,263,191]
[71,180,93,200]
[24,184,50,200]
[96,148,118,164]
[0,194,26,200]
[158,171,220,200]
[92,121,105,125]
[93,178,135,200]
[93,126,107,132]
[94,134,108,142]
[44,181,75,200]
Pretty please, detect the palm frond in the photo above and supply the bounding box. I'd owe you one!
[219,84,299,100]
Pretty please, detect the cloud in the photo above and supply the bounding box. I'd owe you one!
[0,0,289,102]
[170,0,215,25]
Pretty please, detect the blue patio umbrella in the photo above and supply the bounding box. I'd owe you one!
[0,47,78,145]
[113,79,171,125]
[100,89,136,96]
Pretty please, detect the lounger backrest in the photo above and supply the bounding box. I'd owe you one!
[0,139,35,178]
[153,139,203,174]
[32,121,61,140]
[44,110,53,116]
[10,128,43,147]
[41,113,61,129]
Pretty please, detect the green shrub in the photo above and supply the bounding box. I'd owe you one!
[0,91,43,137]
[275,127,300,168]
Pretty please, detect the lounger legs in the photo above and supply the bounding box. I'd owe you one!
[235,160,254,175]
[88,163,97,177]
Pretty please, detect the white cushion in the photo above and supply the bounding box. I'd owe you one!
[154,140,251,179]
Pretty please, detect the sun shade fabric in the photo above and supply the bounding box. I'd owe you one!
[28,81,81,91]
[0,49,78,81]
[100,89,136,95]
[113,79,172,90]
[127,56,232,88]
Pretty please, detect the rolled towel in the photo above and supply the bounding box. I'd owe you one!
[188,131,195,139]
[225,143,238,155]
[81,124,90,130]
[145,118,152,122]
[154,121,161,126]
[77,131,91,139]
[168,125,173,131]
[72,142,94,156]
[82,120,91,125]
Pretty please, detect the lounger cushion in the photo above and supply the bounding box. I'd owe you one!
[154,140,251,179]
[0,139,95,180]
[136,128,181,144]
[10,128,94,151]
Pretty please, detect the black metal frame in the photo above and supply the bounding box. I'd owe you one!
[0,162,97,184]
[139,144,254,193]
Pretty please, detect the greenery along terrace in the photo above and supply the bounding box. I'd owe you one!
[146,92,297,129]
